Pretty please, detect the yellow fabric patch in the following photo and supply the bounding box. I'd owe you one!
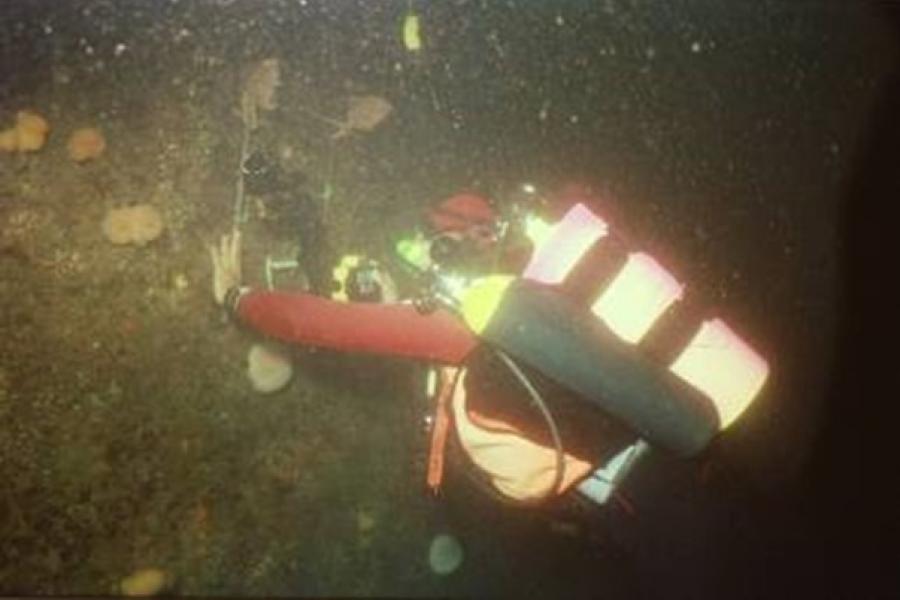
[459,275,514,334]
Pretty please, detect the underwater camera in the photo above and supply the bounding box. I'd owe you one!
[330,255,393,303]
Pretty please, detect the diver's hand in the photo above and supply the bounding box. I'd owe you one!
[209,229,242,305]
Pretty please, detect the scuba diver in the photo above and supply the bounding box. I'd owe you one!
[209,185,769,508]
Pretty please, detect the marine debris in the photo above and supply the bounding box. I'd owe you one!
[402,12,422,52]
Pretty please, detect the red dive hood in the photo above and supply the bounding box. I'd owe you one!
[426,192,497,234]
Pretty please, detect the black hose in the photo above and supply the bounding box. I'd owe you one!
[492,347,566,501]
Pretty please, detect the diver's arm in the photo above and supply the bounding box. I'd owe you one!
[227,288,478,364]
[210,229,476,363]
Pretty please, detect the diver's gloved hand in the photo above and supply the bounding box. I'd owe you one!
[208,229,243,306]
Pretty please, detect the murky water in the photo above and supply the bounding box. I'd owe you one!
[1,1,895,596]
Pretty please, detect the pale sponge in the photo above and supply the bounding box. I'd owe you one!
[247,343,293,394]
[101,205,164,246]
[0,110,50,153]
[68,127,106,162]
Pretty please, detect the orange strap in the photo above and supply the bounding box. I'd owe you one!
[426,367,458,493]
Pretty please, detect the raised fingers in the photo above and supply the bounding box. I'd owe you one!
[229,230,242,266]
[209,242,221,272]
[219,233,231,262]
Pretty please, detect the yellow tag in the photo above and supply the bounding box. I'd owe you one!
[459,275,514,334]
[331,255,361,302]
[403,13,422,52]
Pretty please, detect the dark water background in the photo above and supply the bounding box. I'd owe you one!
[1,0,897,597]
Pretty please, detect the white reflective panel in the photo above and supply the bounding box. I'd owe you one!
[669,318,770,429]
[523,203,608,284]
[524,214,553,248]
[590,252,684,344]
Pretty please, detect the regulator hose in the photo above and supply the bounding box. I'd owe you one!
[492,346,566,501]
